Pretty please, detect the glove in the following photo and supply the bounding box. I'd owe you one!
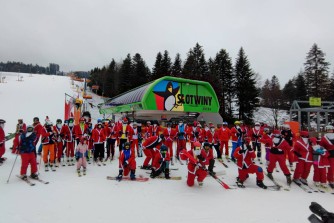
[75,156,79,161]
[316,148,324,155]
[197,154,205,161]
[123,161,128,167]
[239,149,246,154]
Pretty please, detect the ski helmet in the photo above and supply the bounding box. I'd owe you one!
[124,142,130,149]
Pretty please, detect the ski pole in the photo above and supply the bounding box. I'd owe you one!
[6,152,19,183]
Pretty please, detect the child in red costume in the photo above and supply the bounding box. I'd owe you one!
[180,142,207,187]
[234,137,267,189]
[141,134,164,169]
[116,142,136,181]
[150,145,171,179]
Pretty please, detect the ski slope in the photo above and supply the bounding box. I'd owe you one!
[0,72,332,223]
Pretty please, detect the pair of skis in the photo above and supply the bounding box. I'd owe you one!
[16,175,49,186]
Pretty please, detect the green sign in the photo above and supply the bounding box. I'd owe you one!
[309,97,321,106]
[143,78,219,113]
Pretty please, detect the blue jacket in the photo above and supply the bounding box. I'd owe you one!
[20,132,37,154]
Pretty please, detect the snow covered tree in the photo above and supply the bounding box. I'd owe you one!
[234,47,259,124]
[260,76,282,128]
[182,43,208,80]
[171,53,182,77]
[304,43,331,99]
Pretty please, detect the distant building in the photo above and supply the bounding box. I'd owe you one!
[49,63,60,75]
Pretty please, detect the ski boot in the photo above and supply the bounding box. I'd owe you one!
[164,168,170,179]
[50,164,56,172]
[67,158,71,166]
[130,170,136,180]
[256,180,267,189]
[314,182,320,187]
[77,169,81,177]
[83,167,86,175]
[198,181,203,187]
[71,159,75,166]
[45,164,49,172]
[329,182,334,189]
[31,173,39,180]
[236,178,245,188]
[267,172,274,180]
[208,159,216,176]
[300,178,308,186]
[286,175,292,186]
[293,178,301,186]
[150,169,157,178]
[116,170,123,181]
[20,174,28,180]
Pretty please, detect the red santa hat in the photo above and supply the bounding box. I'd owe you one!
[273,130,281,135]
[309,137,317,145]
[300,131,309,138]
[122,118,128,123]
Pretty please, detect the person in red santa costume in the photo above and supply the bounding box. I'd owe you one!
[319,125,334,189]
[150,144,171,179]
[141,134,164,169]
[266,130,292,185]
[73,117,88,145]
[310,137,330,189]
[162,122,176,165]
[218,122,231,160]
[116,142,137,181]
[180,141,208,187]
[234,137,267,189]
[292,131,313,186]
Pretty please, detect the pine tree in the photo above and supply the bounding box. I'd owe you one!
[234,47,259,124]
[119,54,133,94]
[151,52,163,81]
[132,53,150,87]
[282,79,296,108]
[304,43,331,99]
[294,72,307,100]
[214,49,234,120]
[161,50,172,77]
[171,53,182,77]
[182,43,208,80]
[207,58,223,118]
[327,72,334,100]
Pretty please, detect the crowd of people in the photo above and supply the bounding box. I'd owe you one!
[0,116,334,190]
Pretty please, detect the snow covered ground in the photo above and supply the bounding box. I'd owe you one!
[0,72,333,223]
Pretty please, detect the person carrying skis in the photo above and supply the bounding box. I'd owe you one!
[41,120,57,171]
[267,130,292,185]
[292,131,313,186]
[18,125,39,180]
[116,142,136,181]
[180,142,208,187]
[233,137,267,189]
[150,144,171,179]
[0,119,6,164]
[75,136,88,176]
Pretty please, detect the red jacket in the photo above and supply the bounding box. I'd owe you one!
[180,149,207,174]
[41,126,56,145]
[60,125,74,142]
[293,139,313,162]
[219,127,231,142]
[91,128,106,144]
[163,127,176,142]
[231,126,240,142]
[320,134,334,153]
[0,127,5,149]
[186,126,201,142]
[260,133,272,147]
[270,138,292,155]
[151,125,161,137]
[143,125,153,139]
[142,136,162,150]
[203,148,214,165]
[108,125,119,139]
[73,123,88,140]
[53,125,64,142]
[152,150,171,170]
[205,128,215,143]
[248,127,263,143]
[233,144,256,169]
[118,148,136,169]
[33,122,44,141]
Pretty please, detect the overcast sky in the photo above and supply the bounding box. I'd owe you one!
[1,0,334,86]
